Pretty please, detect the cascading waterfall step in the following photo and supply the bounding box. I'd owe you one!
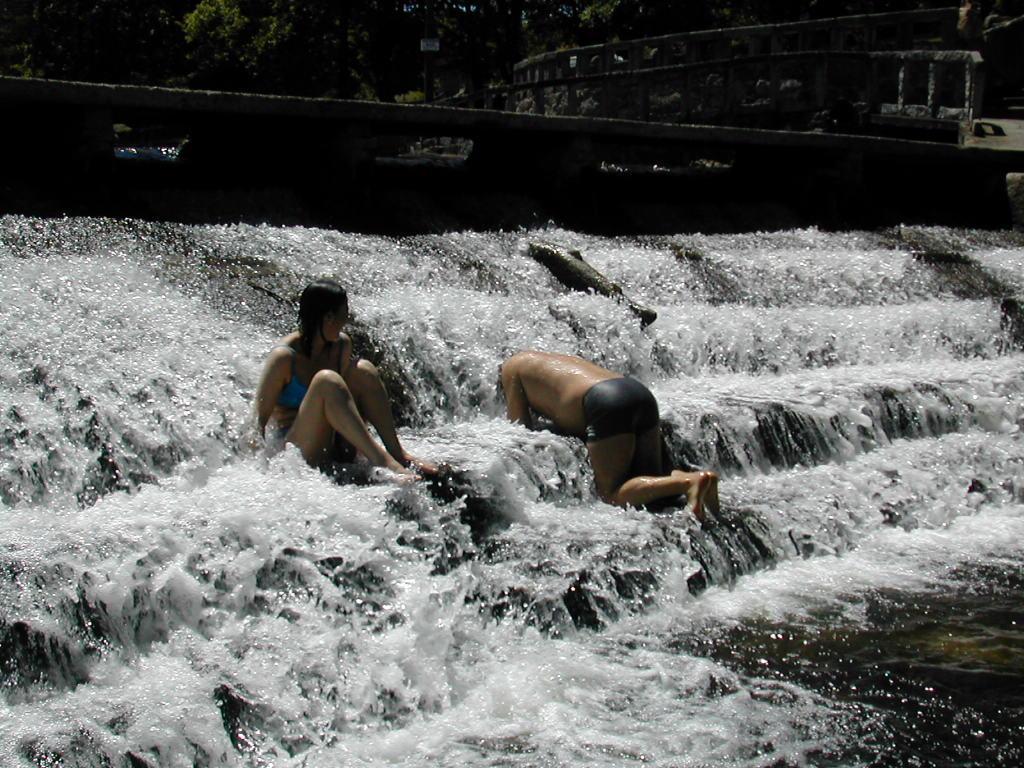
[658,356,1024,474]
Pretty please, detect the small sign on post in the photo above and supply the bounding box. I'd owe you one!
[420,38,440,53]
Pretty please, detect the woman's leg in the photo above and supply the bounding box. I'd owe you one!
[345,359,437,473]
[287,370,407,473]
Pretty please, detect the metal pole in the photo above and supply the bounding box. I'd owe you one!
[423,0,436,102]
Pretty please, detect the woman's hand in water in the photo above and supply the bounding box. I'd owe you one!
[402,453,440,477]
[243,428,266,455]
[371,464,420,485]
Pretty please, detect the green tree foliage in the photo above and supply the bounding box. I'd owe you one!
[183,0,354,95]
[0,1,34,76]
[433,1,528,92]
[349,1,422,101]
[15,0,191,84]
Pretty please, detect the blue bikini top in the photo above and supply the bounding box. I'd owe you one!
[275,346,308,409]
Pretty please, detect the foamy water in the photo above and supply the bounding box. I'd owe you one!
[1,216,1022,766]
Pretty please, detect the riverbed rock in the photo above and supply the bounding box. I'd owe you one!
[670,244,745,304]
[896,226,1015,298]
[526,241,657,326]
[1001,296,1024,348]
[1008,173,1024,230]
[0,619,88,694]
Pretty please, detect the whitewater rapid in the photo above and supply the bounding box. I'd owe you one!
[1,217,1021,766]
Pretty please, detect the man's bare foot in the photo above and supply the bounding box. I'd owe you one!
[699,471,720,517]
[674,470,719,522]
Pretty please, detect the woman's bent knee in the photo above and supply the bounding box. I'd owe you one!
[310,369,345,386]
[356,359,379,377]
[351,359,383,390]
[346,359,385,398]
[309,369,352,400]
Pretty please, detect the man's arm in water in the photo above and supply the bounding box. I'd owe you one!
[500,361,534,429]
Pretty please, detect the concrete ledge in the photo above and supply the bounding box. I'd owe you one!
[1,75,1019,164]
[3,75,1024,231]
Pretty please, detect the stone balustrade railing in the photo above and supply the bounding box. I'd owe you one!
[506,50,984,131]
[440,9,981,136]
[512,8,961,85]
[445,47,983,137]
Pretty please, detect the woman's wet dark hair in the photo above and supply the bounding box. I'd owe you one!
[298,279,347,355]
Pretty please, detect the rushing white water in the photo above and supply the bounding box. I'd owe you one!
[1,216,1022,767]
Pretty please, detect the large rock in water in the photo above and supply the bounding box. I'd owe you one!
[527,242,657,326]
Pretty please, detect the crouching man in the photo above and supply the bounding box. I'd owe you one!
[500,350,719,519]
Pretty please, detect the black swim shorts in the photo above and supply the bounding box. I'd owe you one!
[581,377,659,442]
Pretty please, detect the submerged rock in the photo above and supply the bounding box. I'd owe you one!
[1001,296,1024,348]
[1008,173,1024,231]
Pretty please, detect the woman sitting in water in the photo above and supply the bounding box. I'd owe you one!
[254,279,432,477]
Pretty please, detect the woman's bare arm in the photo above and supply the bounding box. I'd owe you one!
[338,333,353,375]
[253,348,292,436]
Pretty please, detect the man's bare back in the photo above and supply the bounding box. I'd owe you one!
[501,351,620,435]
